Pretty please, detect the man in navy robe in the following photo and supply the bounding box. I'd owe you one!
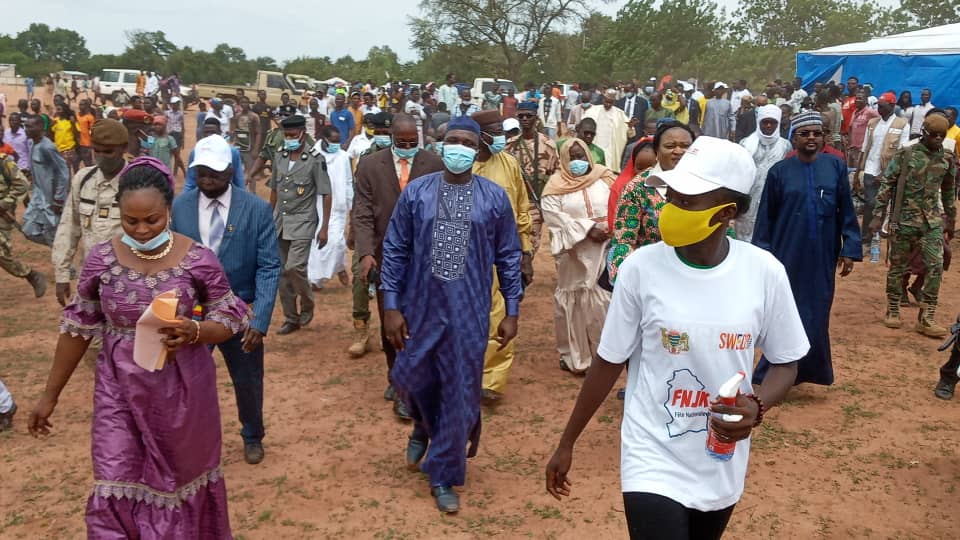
[380,116,523,513]
[753,111,862,386]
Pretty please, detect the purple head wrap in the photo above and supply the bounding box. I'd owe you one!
[120,156,176,192]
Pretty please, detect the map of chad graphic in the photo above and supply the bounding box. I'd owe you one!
[663,369,710,438]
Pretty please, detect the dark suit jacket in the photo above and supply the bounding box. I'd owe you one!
[352,148,443,264]
[617,95,647,125]
[171,187,281,335]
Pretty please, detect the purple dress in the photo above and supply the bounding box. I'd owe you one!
[61,240,249,539]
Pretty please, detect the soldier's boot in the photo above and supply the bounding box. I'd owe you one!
[916,302,948,338]
[883,299,902,329]
[347,320,379,357]
[25,270,47,298]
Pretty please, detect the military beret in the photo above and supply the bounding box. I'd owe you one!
[91,119,129,145]
[367,112,394,128]
[471,109,501,127]
[280,114,306,129]
[518,101,538,112]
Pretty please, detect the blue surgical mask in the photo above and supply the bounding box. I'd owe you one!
[442,144,476,174]
[326,142,341,153]
[374,135,393,148]
[121,230,171,252]
[284,137,302,151]
[581,102,592,109]
[393,146,419,160]
[625,92,635,99]
[568,159,590,176]
[434,142,444,155]
[485,134,507,154]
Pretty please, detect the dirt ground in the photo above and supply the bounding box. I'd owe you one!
[0,84,958,539]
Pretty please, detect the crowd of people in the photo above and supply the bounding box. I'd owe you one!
[0,69,958,539]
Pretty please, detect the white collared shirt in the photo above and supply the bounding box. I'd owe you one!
[198,185,232,249]
[392,149,415,180]
[864,115,909,176]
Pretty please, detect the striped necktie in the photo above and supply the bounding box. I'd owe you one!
[208,199,225,253]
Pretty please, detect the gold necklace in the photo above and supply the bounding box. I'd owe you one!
[130,233,174,261]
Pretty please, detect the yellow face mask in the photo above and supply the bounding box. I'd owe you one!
[364,127,375,137]
[658,202,735,247]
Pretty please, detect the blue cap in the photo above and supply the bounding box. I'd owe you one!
[518,101,538,111]
[447,116,481,135]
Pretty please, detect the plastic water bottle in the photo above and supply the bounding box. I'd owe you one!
[706,371,745,462]
[870,233,881,263]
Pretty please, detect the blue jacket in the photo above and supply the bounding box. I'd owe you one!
[171,187,280,335]
[183,145,247,192]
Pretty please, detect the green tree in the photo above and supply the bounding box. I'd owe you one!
[118,30,177,72]
[409,0,597,80]
[578,0,723,83]
[733,0,889,50]
[14,23,89,67]
[898,0,960,28]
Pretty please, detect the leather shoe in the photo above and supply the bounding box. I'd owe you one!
[406,436,428,470]
[277,322,300,335]
[383,384,396,401]
[393,399,412,421]
[934,379,956,400]
[244,442,265,464]
[431,485,459,513]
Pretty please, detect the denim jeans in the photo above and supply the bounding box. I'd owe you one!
[861,173,880,248]
[217,332,265,444]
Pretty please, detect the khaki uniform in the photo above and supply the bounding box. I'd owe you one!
[268,149,332,326]
[51,165,123,283]
[0,154,31,278]
[473,152,532,394]
[506,133,559,253]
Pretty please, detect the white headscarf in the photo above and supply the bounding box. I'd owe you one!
[756,105,782,145]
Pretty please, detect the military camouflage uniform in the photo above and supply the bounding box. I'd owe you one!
[506,133,559,253]
[0,153,32,278]
[874,143,957,323]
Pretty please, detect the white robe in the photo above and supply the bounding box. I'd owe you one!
[308,147,353,285]
[584,106,630,173]
[735,133,792,241]
[541,181,613,373]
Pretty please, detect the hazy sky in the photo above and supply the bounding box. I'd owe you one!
[8,0,645,64]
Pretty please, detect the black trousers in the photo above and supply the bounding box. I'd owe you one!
[940,343,960,386]
[623,492,735,540]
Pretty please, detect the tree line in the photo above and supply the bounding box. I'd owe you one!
[2,0,957,89]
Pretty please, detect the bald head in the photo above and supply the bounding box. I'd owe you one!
[391,113,418,134]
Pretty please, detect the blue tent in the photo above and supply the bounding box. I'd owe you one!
[797,24,960,108]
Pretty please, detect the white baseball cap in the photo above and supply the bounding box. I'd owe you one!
[647,136,756,195]
[189,135,232,172]
[169,96,181,104]
[503,117,520,132]
[714,81,728,90]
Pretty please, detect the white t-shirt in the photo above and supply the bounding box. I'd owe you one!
[597,240,809,511]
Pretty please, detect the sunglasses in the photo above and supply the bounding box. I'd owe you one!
[516,113,535,119]
[796,130,824,138]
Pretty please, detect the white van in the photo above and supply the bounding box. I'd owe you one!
[99,68,141,103]
[470,78,517,107]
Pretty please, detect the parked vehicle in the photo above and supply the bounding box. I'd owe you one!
[98,68,141,104]
[470,78,516,107]
[193,70,297,107]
